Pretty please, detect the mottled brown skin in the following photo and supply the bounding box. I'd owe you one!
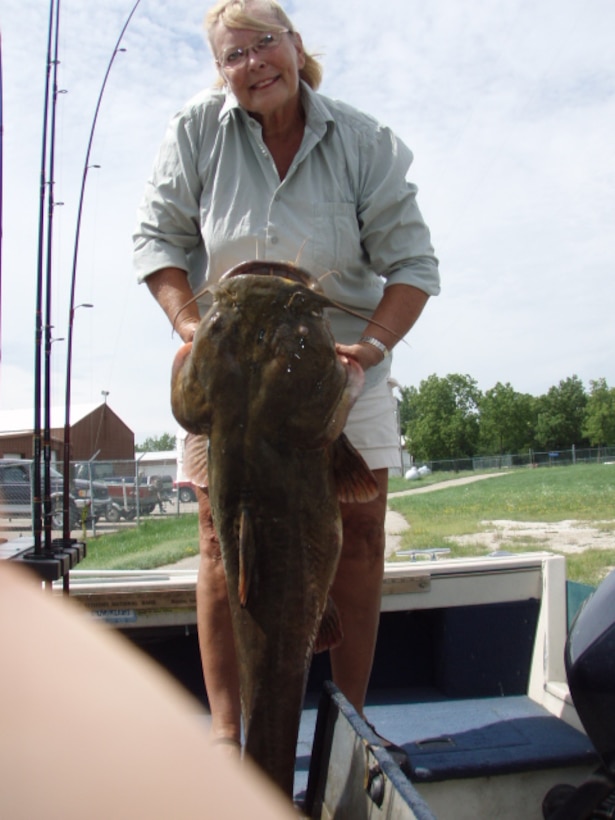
[171,264,377,797]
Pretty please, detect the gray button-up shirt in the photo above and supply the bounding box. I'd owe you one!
[133,82,440,386]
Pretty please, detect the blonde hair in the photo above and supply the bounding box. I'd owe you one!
[205,0,323,90]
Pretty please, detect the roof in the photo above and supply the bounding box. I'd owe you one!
[0,403,105,434]
[137,451,178,462]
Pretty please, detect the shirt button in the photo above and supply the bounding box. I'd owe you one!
[270,236,279,245]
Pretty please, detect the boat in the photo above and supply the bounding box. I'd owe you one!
[27,548,612,819]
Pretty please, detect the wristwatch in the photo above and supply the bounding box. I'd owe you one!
[359,335,390,359]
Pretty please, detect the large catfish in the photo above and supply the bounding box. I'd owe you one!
[171,261,379,797]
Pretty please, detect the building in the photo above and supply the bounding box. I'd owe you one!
[137,450,178,482]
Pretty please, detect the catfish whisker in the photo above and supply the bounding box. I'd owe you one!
[314,269,406,344]
[325,300,408,345]
[293,238,309,269]
[317,268,342,286]
[171,286,215,336]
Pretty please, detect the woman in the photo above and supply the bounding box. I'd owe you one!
[133,0,440,754]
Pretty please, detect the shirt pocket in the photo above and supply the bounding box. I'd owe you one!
[312,202,361,274]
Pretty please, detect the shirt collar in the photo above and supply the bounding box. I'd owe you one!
[218,81,334,135]
[219,88,240,121]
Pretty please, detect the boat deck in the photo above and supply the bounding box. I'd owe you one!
[46,551,600,817]
[113,552,600,818]
[299,685,598,819]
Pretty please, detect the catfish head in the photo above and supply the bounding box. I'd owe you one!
[171,261,367,450]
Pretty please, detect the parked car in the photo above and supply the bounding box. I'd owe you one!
[0,459,110,530]
[74,462,159,522]
[173,480,197,503]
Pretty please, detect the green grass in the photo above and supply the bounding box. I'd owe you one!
[79,463,615,586]
[388,463,615,586]
[79,514,199,570]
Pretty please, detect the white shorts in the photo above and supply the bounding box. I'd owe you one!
[343,376,401,472]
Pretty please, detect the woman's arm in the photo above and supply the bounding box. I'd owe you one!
[146,267,201,344]
[337,283,430,370]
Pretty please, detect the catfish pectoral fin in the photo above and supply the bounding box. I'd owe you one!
[170,343,196,430]
[314,596,344,654]
[171,342,213,434]
[238,507,256,608]
[171,341,192,383]
[332,434,380,504]
[182,433,209,487]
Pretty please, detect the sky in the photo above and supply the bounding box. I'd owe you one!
[1,0,614,443]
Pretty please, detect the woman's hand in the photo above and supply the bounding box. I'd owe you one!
[336,341,384,372]
[175,317,200,344]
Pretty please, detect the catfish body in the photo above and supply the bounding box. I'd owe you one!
[171,262,377,797]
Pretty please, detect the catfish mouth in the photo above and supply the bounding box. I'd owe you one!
[182,260,399,346]
[337,352,365,403]
[220,260,322,292]
[317,352,365,441]
[337,350,364,386]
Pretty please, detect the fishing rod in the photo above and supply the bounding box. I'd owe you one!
[33,0,59,557]
[42,0,64,553]
[60,0,143,550]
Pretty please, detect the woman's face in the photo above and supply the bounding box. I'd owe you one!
[211,14,305,125]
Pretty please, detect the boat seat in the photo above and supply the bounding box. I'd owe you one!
[386,695,598,783]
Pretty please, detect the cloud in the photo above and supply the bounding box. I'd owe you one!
[2,0,615,441]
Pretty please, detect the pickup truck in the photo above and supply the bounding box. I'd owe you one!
[74,463,159,523]
[173,480,197,503]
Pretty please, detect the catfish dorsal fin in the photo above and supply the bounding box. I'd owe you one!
[238,507,255,608]
[332,434,379,504]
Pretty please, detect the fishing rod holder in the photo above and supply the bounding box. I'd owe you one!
[9,538,86,582]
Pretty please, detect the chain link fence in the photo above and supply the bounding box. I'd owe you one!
[0,456,196,541]
[65,458,194,535]
[6,445,613,539]
[413,446,615,474]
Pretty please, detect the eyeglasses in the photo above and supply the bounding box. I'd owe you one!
[216,30,291,70]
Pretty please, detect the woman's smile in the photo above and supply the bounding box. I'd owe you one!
[250,75,279,91]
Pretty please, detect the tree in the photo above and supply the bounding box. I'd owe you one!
[403,374,481,461]
[398,385,419,432]
[534,375,588,450]
[136,433,177,452]
[478,382,536,455]
[582,378,615,447]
